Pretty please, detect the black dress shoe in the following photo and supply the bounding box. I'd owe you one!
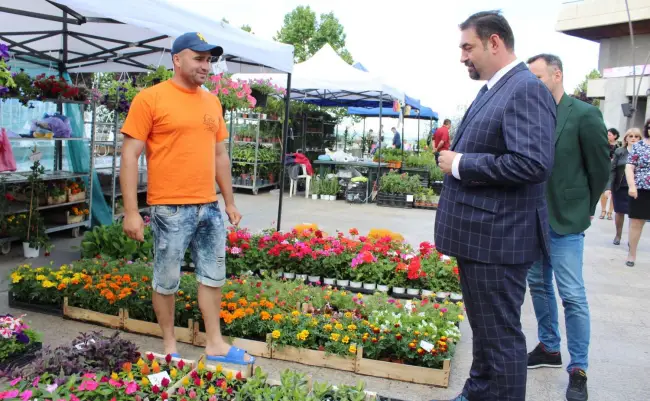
[527,343,562,369]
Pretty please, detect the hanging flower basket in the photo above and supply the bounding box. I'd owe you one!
[251,88,268,108]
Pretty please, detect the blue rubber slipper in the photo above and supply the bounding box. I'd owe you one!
[206,347,255,365]
[170,353,181,358]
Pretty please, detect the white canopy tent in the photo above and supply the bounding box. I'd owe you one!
[0,0,294,73]
[233,44,402,106]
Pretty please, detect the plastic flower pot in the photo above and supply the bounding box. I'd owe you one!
[311,194,318,200]
[421,289,434,297]
[377,284,389,292]
[349,281,362,289]
[337,279,350,287]
[407,288,420,296]
[23,242,40,258]
[450,292,463,302]
[308,275,320,283]
[323,278,336,285]
[296,274,308,282]
[392,287,406,295]
[274,271,284,278]
[283,272,295,279]
[363,283,377,291]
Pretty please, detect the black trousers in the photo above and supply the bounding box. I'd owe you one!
[457,259,531,401]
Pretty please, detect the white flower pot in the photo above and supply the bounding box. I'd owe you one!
[392,287,405,294]
[349,281,362,288]
[296,274,308,281]
[450,292,463,302]
[421,289,434,297]
[407,288,420,296]
[311,194,318,200]
[329,195,336,201]
[320,195,327,200]
[377,284,389,292]
[274,271,284,278]
[189,262,195,268]
[363,283,377,291]
[308,275,320,283]
[337,279,349,287]
[181,261,188,267]
[22,242,39,258]
[283,272,295,279]
[436,292,449,301]
[324,278,336,285]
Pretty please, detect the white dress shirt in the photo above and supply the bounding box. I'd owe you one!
[451,59,522,180]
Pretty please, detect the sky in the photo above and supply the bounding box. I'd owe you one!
[169,0,600,140]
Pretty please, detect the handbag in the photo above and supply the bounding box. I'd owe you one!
[0,128,17,172]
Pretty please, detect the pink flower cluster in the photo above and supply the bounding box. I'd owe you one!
[210,74,256,109]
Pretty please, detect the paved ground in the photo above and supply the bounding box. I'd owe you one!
[0,192,647,400]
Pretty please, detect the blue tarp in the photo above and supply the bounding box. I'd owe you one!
[347,106,438,120]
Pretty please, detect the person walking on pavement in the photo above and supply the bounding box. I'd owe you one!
[120,32,254,366]
[433,119,451,165]
[526,54,610,401]
[433,11,556,401]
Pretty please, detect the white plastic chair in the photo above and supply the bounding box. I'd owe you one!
[289,164,312,198]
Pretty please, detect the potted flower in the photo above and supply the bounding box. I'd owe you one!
[0,43,16,98]
[46,181,67,205]
[247,78,285,109]
[0,314,42,370]
[208,74,257,116]
[67,178,86,202]
[66,205,89,224]
[390,263,409,295]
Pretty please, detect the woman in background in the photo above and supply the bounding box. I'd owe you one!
[606,128,641,245]
[599,128,620,219]
[625,121,650,267]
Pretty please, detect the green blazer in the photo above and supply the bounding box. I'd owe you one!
[546,94,610,235]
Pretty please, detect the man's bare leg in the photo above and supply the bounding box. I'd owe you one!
[198,283,251,361]
[153,291,177,355]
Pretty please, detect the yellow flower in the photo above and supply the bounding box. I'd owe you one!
[42,280,56,288]
[344,312,352,318]
[342,336,350,344]
[272,330,281,339]
[291,310,300,317]
[356,293,363,299]
[296,330,309,341]
[330,333,340,342]
[200,379,205,387]
[335,323,343,330]
[128,372,134,381]
[226,371,233,381]
[111,372,118,380]
[347,324,357,331]
[10,272,23,283]
[136,358,145,367]
[439,312,444,317]
[208,386,216,395]
[36,274,46,281]
[216,364,223,373]
[311,319,318,327]
[323,324,333,332]
[457,301,464,307]
[182,377,190,386]
[141,377,149,386]
[458,314,465,321]
[349,345,357,354]
[170,368,178,379]
[198,361,205,371]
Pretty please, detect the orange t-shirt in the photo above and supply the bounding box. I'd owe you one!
[121,80,228,205]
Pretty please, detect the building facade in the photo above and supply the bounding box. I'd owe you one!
[557,0,650,131]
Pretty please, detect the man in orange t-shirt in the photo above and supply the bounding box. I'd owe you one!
[120,32,253,365]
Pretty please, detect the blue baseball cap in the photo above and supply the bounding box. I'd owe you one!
[171,32,223,58]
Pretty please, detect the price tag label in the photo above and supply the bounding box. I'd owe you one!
[29,151,42,162]
[406,194,414,202]
[147,371,171,387]
[420,340,434,352]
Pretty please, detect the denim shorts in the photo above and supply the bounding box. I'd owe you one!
[150,202,226,295]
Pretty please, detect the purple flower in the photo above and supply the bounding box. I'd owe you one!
[0,86,9,96]
[15,331,29,344]
[0,43,9,60]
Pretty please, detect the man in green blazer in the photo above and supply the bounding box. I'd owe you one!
[526,54,610,401]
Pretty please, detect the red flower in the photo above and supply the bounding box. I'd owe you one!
[161,391,169,400]
[5,193,14,201]
[236,371,243,380]
[434,303,440,309]
[194,377,201,386]
[349,228,359,236]
[165,354,172,364]
[177,360,185,370]
[146,353,155,361]
[190,371,199,379]
[395,333,402,340]
[206,371,213,381]
[152,385,160,394]
[161,377,170,387]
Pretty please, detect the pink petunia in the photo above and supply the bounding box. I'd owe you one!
[125,381,138,395]
[79,380,99,391]
[221,88,230,95]
[236,91,244,99]
[109,379,123,388]
[9,377,21,386]
[20,390,32,401]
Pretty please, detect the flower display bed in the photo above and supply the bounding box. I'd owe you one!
[8,291,62,317]
[355,349,451,387]
[63,297,123,329]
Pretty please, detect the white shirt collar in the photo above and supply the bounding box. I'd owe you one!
[486,59,521,90]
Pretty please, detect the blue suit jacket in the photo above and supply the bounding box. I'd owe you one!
[434,63,556,265]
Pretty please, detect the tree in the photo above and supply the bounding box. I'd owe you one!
[221,17,229,24]
[572,68,601,106]
[241,25,254,34]
[274,6,354,64]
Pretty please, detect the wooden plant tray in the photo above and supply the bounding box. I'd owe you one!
[193,323,270,358]
[122,310,194,345]
[62,297,123,329]
[267,334,357,372]
[47,194,67,205]
[67,190,86,202]
[355,346,451,387]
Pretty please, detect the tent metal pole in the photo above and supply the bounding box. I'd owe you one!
[362,117,366,156]
[376,95,383,194]
[276,73,292,232]
[417,110,421,154]
[401,110,405,168]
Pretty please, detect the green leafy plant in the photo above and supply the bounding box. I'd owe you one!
[80,221,153,260]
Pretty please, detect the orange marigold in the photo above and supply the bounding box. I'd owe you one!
[224,291,235,300]
[260,311,271,321]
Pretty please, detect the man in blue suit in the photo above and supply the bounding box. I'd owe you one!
[433,10,556,401]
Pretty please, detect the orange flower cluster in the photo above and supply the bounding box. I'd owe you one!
[219,293,277,325]
[92,273,138,304]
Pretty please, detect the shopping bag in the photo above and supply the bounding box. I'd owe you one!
[0,128,17,172]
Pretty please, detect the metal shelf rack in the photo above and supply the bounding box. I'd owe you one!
[0,99,97,254]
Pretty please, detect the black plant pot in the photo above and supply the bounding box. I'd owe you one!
[251,89,268,108]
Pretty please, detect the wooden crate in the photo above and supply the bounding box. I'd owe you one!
[355,346,451,387]
[193,322,271,358]
[268,334,357,372]
[62,297,123,329]
[122,310,194,345]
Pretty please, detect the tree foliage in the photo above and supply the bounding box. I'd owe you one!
[572,68,602,106]
[274,6,353,64]
[241,24,254,34]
